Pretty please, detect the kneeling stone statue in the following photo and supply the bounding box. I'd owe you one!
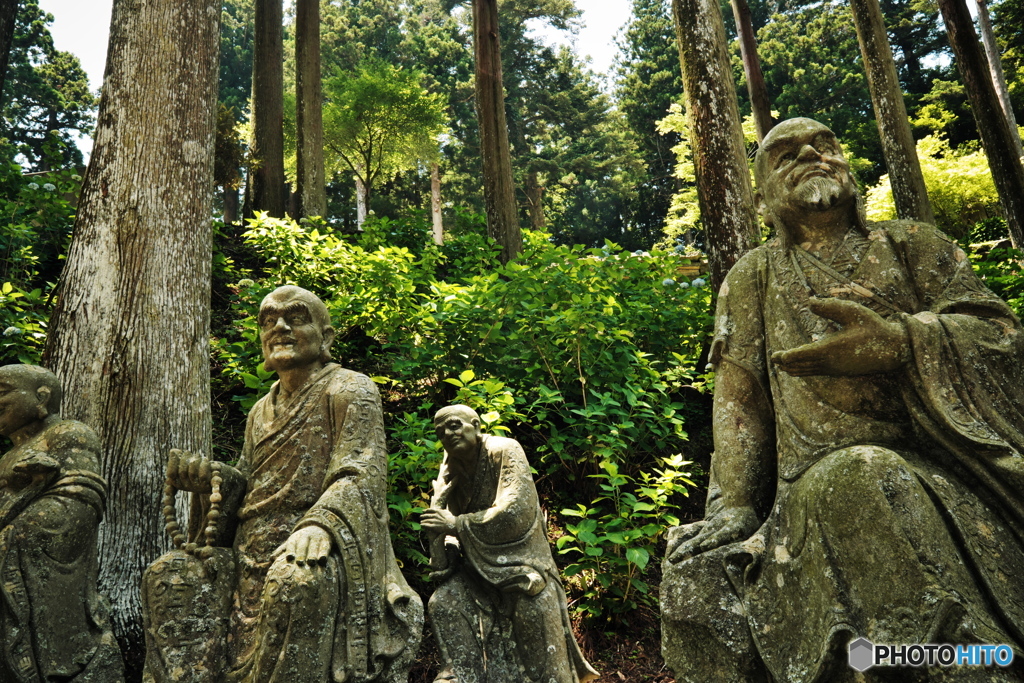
[142,286,423,683]
[0,364,124,682]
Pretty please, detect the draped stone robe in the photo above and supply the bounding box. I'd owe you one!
[227,363,421,683]
[662,221,1024,682]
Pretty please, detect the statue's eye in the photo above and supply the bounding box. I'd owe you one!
[778,152,795,165]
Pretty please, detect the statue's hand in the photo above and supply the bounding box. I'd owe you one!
[420,508,458,535]
[771,298,910,377]
[166,448,213,493]
[273,525,332,566]
[667,505,759,564]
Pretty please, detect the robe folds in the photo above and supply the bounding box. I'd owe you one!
[662,221,1024,682]
[228,363,422,683]
[0,420,123,683]
[429,434,598,683]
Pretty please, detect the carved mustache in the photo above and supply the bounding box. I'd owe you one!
[794,162,842,185]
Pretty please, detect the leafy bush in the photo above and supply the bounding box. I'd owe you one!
[212,211,713,617]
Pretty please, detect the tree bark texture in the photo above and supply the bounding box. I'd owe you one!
[295,0,325,219]
[43,0,218,674]
[0,0,18,112]
[672,0,760,292]
[975,0,1024,161]
[248,0,285,217]
[730,0,773,142]
[938,0,1024,248]
[431,161,443,245]
[850,0,935,223]
[473,0,522,264]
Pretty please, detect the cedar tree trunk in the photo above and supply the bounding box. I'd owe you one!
[247,0,285,217]
[730,0,773,142]
[0,0,18,110]
[43,0,218,675]
[431,161,443,245]
[938,0,1024,248]
[473,0,521,264]
[975,0,1024,161]
[850,0,935,223]
[672,0,760,292]
[295,0,325,219]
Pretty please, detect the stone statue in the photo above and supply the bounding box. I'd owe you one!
[142,285,423,683]
[0,364,124,682]
[661,118,1024,682]
[421,404,599,683]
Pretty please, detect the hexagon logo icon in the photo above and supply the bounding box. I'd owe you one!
[849,637,875,672]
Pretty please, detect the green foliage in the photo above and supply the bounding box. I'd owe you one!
[212,211,712,617]
[865,135,1001,238]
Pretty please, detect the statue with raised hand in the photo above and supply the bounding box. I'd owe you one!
[421,404,599,683]
[142,286,422,683]
[661,118,1024,682]
[0,364,124,682]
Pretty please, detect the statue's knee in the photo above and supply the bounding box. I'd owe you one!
[810,445,910,492]
[427,578,465,620]
[263,555,332,606]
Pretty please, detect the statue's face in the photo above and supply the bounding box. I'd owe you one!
[0,371,44,438]
[435,414,481,456]
[258,298,327,372]
[757,118,855,222]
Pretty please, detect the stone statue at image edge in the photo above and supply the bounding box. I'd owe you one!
[420,404,599,683]
[141,285,423,683]
[0,364,125,682]
[661,118,1024,682]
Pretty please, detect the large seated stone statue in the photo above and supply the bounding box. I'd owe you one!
[420,404,599,683]
[142,286,422,683]
[661,118,1024,681]
[0,364,124,682]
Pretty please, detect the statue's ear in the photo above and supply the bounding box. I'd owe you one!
[321,326,335,350]
[35,385,51,418]
[754,190,766,217]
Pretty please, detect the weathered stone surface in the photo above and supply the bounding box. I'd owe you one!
[662,119,1024,682]
[0,364,124,682]
[421,405,599,683]
[142,286,422,683]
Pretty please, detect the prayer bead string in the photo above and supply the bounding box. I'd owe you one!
[162,460,223,560]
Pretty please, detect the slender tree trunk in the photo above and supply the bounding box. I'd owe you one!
[356,174,367,228]
[526,170,545,230]
[850,0,935,223]
[247,0,285,217]
[730,0,773,142]
[473,0,521,264]
[975,0,1024,161]
[0,0,18,113]
[431,161,443,245]
[937,0,1024,248]
[295,0,325,219]
[672,0,760,292]
[43,0,218,676]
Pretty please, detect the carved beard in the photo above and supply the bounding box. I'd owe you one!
[793,175,845,211]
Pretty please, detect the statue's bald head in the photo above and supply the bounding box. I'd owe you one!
[0,364,61,415]
[754,117,835,189]
[433,404,480,426]
[259,286,331,330]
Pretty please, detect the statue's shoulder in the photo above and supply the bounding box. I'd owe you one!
[869,219,954,248]
[719,241,773,296]
[481,434,527,461]
[323,364,380,399]
[41,419,102,472]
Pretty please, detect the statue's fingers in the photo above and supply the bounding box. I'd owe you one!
[271,542,287,560]
[808,297,874,327]
[293,532,311,565]
[198,459,212,488]
[167,449,181,483]
[312,535,331,565]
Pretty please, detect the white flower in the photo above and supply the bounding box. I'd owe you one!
[237,278,255,288]
[71,174,82,181]
[662,278,676,286]
[678,281,690,289]
[42,183,56,192]
[692,278,706,287]
[3,327,22,337]
[27,182,39,190]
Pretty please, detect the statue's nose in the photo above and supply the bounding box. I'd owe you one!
[797,143,821,161]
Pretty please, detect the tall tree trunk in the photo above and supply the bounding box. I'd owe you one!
[730,0,773,142]
[850,0,935,223]
[43,0,218,676]
[295,0,325,219]
[672,0,760,292]
[356,173,367,229]
[247,0,285,217]
[937,0,1024,248]
[975,0,1024,161]
[223,184,239,225]
[526,170,545,230]
[431,161,443,245]
[473,0,521,264]
[0,0,18,113]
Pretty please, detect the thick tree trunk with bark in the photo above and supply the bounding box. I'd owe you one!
[431,161,443,245]
[473,0,521,264]
[937,0,1024,248]
[730,0,773,142]
[295,0,325,219]
[247,0,285,217]
[850,0,935,223]
[672,0,760,292]
[975,0,1024,161]
[43,0,218,675]
[0,0,18,111]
